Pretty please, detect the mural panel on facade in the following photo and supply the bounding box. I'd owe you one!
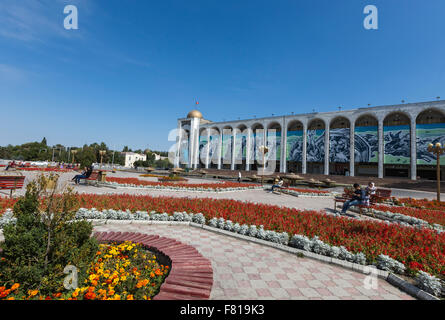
[384,125,410,164]
[198,135,207,164]
[354,126,378,163]
[329,128,350,163]
[250,132,265,163]
[416,123,445,165]
[234,133,247,162]
[208,134,218,163]
[286,130,303,162]
[307,129,325,162]
[179,133,189,165]
[221,134,232,164]
[266,131,281,161]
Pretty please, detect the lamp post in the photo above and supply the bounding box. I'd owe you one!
[71,149,78,164]
[427,142,445,201]
[99,150,106,168]
[259,145,269,186]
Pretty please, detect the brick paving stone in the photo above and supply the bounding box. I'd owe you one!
[93,223,415,300]
[256,288,272,297]
[300,288,321,298]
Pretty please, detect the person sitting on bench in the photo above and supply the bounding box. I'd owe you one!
[72,165,93,185]
[5,161,15,171]
[270,177,284,192]
[341,183,366,213]
[364,182,377,206]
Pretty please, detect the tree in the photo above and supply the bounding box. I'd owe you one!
[41,137,47,146]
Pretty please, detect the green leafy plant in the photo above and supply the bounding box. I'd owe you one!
[0,174,98,295]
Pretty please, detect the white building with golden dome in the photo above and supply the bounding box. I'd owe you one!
[174,100,445,180]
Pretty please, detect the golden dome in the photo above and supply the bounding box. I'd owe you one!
[187,110,203,119]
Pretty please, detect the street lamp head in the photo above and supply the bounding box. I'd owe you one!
[436,142,442,148]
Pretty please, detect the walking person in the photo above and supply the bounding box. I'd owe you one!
[238,171,242,183]
[341,183,366,213]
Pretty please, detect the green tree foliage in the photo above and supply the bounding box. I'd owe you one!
[0,174,98,294]
[0,141,164,168]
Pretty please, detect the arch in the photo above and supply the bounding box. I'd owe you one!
[287,119,304,131]
[383,112,410,126]
[329,117,350,174]
[354,114,379,174]
[416,108,445,124]
[208,127,221,169]
[306,118,325,174]
[234,124,248,170]
[179,128,190,167]
[286,120,304,173]
[416,108,445,179]
[330,116,350,129]
[308,118,325,130]
[383,112,411,178]
[266,122,282,172]
[221,126,233,169]
[355,114,378,127]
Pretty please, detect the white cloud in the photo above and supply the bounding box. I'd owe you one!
[0,64,27,82]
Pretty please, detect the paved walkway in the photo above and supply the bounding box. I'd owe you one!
[93,223,414,300]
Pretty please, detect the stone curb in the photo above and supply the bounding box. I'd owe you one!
[386,274,440,300]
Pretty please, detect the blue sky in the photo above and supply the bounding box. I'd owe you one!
[0,0,444,151]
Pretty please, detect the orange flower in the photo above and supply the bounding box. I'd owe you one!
[11,283,20,291]
[126,295,134,300]
[84,291,96,300]
[28,289,38,297]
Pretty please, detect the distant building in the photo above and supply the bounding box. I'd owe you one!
[122,152,146,167]
[153,153,168,161]
[174,102,445,180]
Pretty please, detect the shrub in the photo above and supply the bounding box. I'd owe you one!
[0,174,98,295]
[415,271,442,296]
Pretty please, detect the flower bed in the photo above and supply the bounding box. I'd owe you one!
[372,204,445,227]
[17,167,74,172]
[0,241,169,300]
[105,177,260,192]
[282,187,332,197]
[394,198,445,212]
[1,194,442,278]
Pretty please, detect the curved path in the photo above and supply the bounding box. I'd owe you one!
[93,223,414,300]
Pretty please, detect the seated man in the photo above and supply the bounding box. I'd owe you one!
[5,161,15,171]
[270,177,284,192]
[72,165,93,185]
[341,183,366,213]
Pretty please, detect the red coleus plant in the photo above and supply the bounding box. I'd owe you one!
[1,194,442,277]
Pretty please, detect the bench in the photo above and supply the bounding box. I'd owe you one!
[334,187,392,214]
[0,176,25,198]
[79,171,99,185]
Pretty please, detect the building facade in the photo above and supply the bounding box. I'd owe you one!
[122,152,147,168]
[174,101,445,180]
